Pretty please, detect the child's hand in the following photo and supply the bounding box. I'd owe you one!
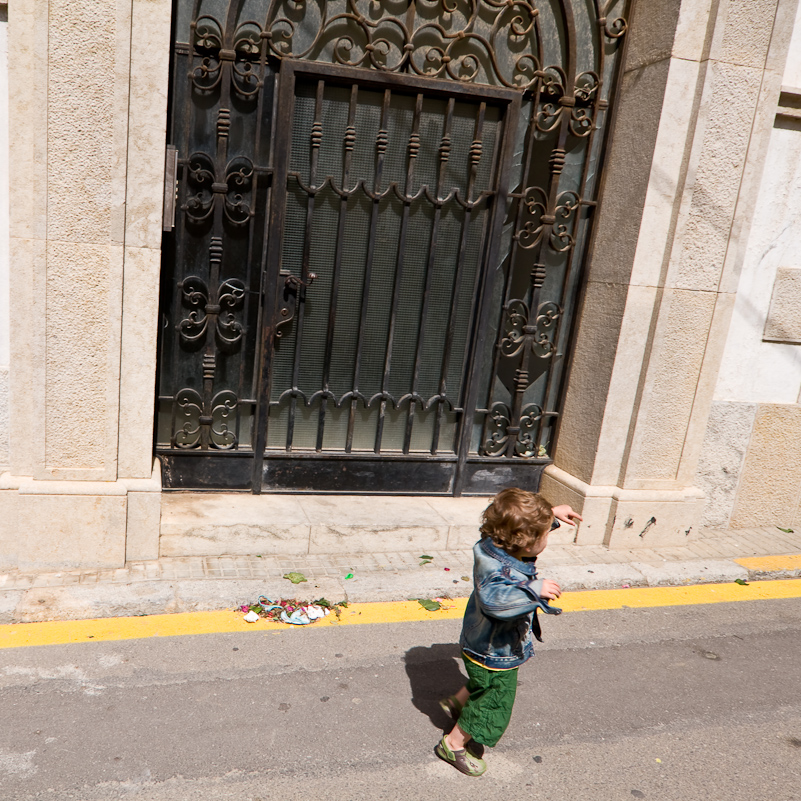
[552,504,583,526]
[539,579,562,599]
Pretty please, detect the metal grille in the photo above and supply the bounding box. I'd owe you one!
[157,0,630,494]
[266,77,502,456]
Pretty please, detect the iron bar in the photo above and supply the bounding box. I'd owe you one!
[403,96,455,454]
[286,78,325,451]
[345,88,392,453]
[316,82,359,451]
[431,101,486,455]
[251,62,298,491]
[453,93,522,493]
[374,92,424,454]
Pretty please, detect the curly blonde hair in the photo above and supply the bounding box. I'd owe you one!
[480,488,553,555]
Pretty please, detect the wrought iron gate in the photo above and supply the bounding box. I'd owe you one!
[157,0,629,494]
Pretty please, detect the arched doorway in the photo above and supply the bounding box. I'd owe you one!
[156,0,629,493]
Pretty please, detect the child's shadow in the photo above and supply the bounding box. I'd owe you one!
[404,644,465,732]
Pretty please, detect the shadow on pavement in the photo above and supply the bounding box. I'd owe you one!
[403,643,466,733]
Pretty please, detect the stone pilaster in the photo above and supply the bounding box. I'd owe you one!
[544,0,801,547]
[1,0,170,569]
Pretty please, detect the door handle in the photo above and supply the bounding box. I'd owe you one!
[284,272,317,290]
[275,272,317,338]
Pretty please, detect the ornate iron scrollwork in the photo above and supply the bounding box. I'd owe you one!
[263,0,550,90]
[159,0,631,482]
[184,153,255,226]
[515,189,581,252]
[178,276,246,345]
[191,15,263,97]
[501,299,562,361]
[173,387,239,449]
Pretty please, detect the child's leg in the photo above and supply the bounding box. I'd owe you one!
[444,721,471,751]
[454,685,469,706]
[439,684,470,721]
[455,659,519,749]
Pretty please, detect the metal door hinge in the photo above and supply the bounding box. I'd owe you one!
[162,145,179,232]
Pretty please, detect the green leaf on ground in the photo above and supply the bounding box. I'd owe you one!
[777,526,795,533]
[420,555,433,560]
[283,572,307,584]
[415,598,442,612]
[734,578,749,586]
[461,576,470,582]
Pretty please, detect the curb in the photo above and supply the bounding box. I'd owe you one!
[1,556,800,624]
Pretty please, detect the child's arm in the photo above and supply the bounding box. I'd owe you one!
[539,579,561,599]
[477,573,560,619]
[552,504,582,527]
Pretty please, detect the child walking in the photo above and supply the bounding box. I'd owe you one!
[435,487,582,776]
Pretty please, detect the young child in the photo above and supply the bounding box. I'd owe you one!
[434,487,582,776]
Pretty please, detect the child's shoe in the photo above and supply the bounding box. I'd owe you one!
[434,735,487,777]
[438,694,463,720]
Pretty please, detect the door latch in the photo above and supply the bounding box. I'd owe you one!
[162,145,179,232]
[275,271,318,338]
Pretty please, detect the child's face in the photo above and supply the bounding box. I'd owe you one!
[516,530,549,558]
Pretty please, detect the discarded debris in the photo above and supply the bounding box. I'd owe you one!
[734,578,749,585]
[777,526,795,533]
[283,572,307,584]
[420,554,434,566]
[461,576,470,582]
[345,573,354,580]
[414,598,442,612]
[238,596,349,626]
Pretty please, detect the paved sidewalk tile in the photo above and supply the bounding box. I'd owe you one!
[4,527,801,624]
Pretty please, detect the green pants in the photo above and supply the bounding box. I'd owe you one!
[457,655,519,747]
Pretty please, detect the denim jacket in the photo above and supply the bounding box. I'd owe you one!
[459,531,562,670]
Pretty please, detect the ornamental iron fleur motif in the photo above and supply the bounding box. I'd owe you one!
[191,15,263,97]
[501,299,562,360]
[184,152,254,226]
[178,275,246,345]
[262,0,544,90]
[483,401,544,457]
[515,187,580,252]
[174,386,239,450]
[190,0,620,134]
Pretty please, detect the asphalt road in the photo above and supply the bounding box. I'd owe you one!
[1,597,800,801]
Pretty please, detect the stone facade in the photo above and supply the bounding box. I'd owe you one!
[0,1,9,472]
[1,0,168,569]
[694,3,801,532]
[0,0,799,569]
[544,0,801,546]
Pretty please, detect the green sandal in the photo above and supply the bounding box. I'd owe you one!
[435,735,487,777]
[438,694,464,721]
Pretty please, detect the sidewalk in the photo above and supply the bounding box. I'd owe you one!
[2,526,800,624]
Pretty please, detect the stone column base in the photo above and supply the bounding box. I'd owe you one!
[0,461,162,571]
[540,465,706,549]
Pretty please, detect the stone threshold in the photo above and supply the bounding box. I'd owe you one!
[159,493,801,559]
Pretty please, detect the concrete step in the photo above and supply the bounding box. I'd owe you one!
[159,492,583,557]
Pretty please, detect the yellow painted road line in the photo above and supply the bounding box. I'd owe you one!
[735,554,801,572]
[1,579,801,650]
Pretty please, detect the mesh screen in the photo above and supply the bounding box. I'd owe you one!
[267,78,502,452]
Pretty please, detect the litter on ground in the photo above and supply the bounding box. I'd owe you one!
[239,595,348,625]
